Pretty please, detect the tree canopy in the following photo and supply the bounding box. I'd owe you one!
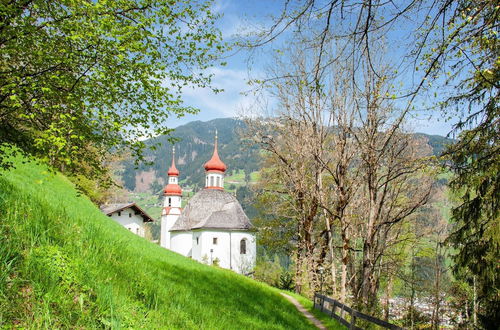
[0,0,225,179]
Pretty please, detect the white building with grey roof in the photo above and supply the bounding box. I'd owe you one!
[100,202,154,238]
[160,133,256,274]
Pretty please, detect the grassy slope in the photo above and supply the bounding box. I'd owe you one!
[0,153,318,329]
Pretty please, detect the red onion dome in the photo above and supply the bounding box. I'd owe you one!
[204,135,227,173]
[164,184,182,196]
[167,161,179,176]
[167,147,179,176]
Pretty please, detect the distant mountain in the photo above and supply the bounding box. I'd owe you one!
[121,118,260,192]
[414,133,454,156]
[120,118,453,193]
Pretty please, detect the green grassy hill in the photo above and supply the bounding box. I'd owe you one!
[0,151,325,329]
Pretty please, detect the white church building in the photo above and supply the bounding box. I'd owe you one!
[160,134,256,274]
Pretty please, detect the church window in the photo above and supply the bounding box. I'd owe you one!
[196,237,199,245]
[210,176,214,187]
[118,211,121,216]
[136,228,139,234]
[216,176,220,187]
[168,197,171,206]
[240,239,247,254]
[129,212,132,218]
[213,237,218,245]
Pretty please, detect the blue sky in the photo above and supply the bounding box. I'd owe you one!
[171,0,456,137]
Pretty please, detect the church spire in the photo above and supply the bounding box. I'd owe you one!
[204,130,227,173]
[204,130,226,189]
[164,146,182,196]
[167,146,179,176]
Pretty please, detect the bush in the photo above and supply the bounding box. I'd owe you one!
[254,255,295,291]
[254,256,282,287]
[401,306,431,328]
[279,271,295,291]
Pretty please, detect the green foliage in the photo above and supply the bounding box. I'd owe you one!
[446,122,500,327]
[254,254,295,291]
[279,271,295,292]
[442,2,500,328]
[400,306,431,328]
[0,0,225,181]
[254,255,283,288]
[67,173,112,205]
[122,162,137,191]
[0,149,323,329]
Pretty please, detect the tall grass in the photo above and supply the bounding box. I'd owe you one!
[0,152,319,329]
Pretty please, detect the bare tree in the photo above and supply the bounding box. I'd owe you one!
[245,44,329,295]
[338,61,435,309]
[246,33,436,312]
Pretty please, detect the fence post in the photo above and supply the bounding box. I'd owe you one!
[349,310,357,330]
[331,302,336,319]
[320,294,325,312]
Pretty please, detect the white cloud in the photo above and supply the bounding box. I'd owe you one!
[181,67,260,118]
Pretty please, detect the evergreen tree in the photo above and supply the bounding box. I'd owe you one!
[444,2,499,327]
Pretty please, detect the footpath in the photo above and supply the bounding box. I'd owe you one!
[280,293,327,330]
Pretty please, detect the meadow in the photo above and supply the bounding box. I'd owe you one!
[0,150,341,329]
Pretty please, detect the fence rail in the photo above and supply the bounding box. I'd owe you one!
[313,293,403,330]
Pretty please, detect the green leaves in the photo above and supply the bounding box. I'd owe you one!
[0,0,225,182]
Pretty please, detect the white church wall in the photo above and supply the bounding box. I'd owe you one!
[197,230,231,268]
[230,232,256,274]
[170,231,192,257]
[160,210,181,249]
[164,195,181,208]
[192,231,202,261]
[109,208,146,237]
[192,230,256,274]
[160,218,169,248]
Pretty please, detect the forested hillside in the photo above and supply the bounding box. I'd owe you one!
[121,118,260,193]
[120,118,452,194]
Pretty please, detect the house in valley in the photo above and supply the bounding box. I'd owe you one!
[101,202,154,237]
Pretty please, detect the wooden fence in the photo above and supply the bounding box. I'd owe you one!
[313,293,403,330]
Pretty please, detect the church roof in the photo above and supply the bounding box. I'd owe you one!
[167,148,180,176]
[204,132,227,173]
[164,183,182,196]
[164,147,182,195]
[170,189,252,231]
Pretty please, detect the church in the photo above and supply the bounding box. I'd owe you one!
[160,134,256,274]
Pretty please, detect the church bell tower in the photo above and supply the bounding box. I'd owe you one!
[160,147,182,249]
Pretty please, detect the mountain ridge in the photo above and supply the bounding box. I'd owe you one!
[121,118,453,193]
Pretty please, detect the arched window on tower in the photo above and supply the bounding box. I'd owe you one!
[168,197,171,206]
[216,176,220,187]
[240,239,247,255]
[210,176,214,187]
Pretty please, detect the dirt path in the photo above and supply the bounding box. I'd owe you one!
[280,293,327,329]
